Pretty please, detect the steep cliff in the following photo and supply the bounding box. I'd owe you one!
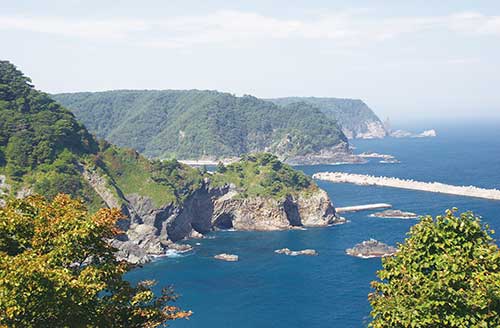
[270,97,387,139]
[108,179,342,263]
[92,153,344,263]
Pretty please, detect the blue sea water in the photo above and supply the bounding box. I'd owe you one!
[127,121,500,328]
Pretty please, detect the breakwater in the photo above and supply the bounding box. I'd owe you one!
[313,172,500,201]
[336,203,392,213]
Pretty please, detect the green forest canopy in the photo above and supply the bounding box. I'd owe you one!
[53,90,348,159]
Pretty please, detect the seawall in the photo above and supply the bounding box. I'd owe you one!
[313,172,500,201]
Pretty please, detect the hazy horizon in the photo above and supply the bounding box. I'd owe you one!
[2,0,500,121]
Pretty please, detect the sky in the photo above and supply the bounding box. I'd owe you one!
[2,0,500,122]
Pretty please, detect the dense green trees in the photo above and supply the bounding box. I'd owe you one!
[0,194,191,327]
[53,91,348,160]
[270,97,385,138]
[210,153,315,199]
[0,60,96,182]
[369,210,500,327]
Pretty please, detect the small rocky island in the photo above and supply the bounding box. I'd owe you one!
[275,248,318,256]
[214,253,239,262]
[370,209,418,219]
[346,239,397,258]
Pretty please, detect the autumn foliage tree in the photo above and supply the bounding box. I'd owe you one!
[369,210,500,327]
[0,194,191,327]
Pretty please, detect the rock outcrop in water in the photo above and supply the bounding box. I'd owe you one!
[370,209,418,219]
[346,239,397,258]
[275,248,318,256]
[214,253,239,262]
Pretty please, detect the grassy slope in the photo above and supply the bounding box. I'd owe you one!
[210,153,318,200]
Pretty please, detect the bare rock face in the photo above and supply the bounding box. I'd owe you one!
[211,188,343,231]
[83,170,342,263]
[212,195,291,231]
[295,189,342,226]
[354,121,387,139]
[0,175,9,207]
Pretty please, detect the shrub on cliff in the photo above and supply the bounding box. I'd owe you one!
[211,153,315,199]
[0,194,191,327]
[369,209,500,327]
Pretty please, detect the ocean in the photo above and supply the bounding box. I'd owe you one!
[126,120,500,328]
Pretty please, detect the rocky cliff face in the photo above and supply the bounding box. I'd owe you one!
[269,97,388,140]
[82,171,343,263]
[346,121,387,139]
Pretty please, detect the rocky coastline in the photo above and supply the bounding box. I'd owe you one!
[83,171,343,264]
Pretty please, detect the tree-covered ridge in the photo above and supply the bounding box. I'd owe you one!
[210,153,317,199]
[0,60,97,178]
[0,61,202,210]
[269,97,387,138]
[0,60,105,209]
[53,90,348,160]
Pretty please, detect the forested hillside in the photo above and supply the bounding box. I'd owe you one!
[53,90,349,161]
[269,97,387,139]
[0,61,204,210]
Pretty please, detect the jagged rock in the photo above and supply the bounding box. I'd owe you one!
[212,196,291,231]
[214,253,239,262]
[275,248,318,256]
[354,121,387,139]
[79,165,123,209]
[295,189,341,226]
[346,239,397,258]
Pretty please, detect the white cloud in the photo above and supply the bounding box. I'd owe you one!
[0,16,148,40]
[1,10,500,48]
